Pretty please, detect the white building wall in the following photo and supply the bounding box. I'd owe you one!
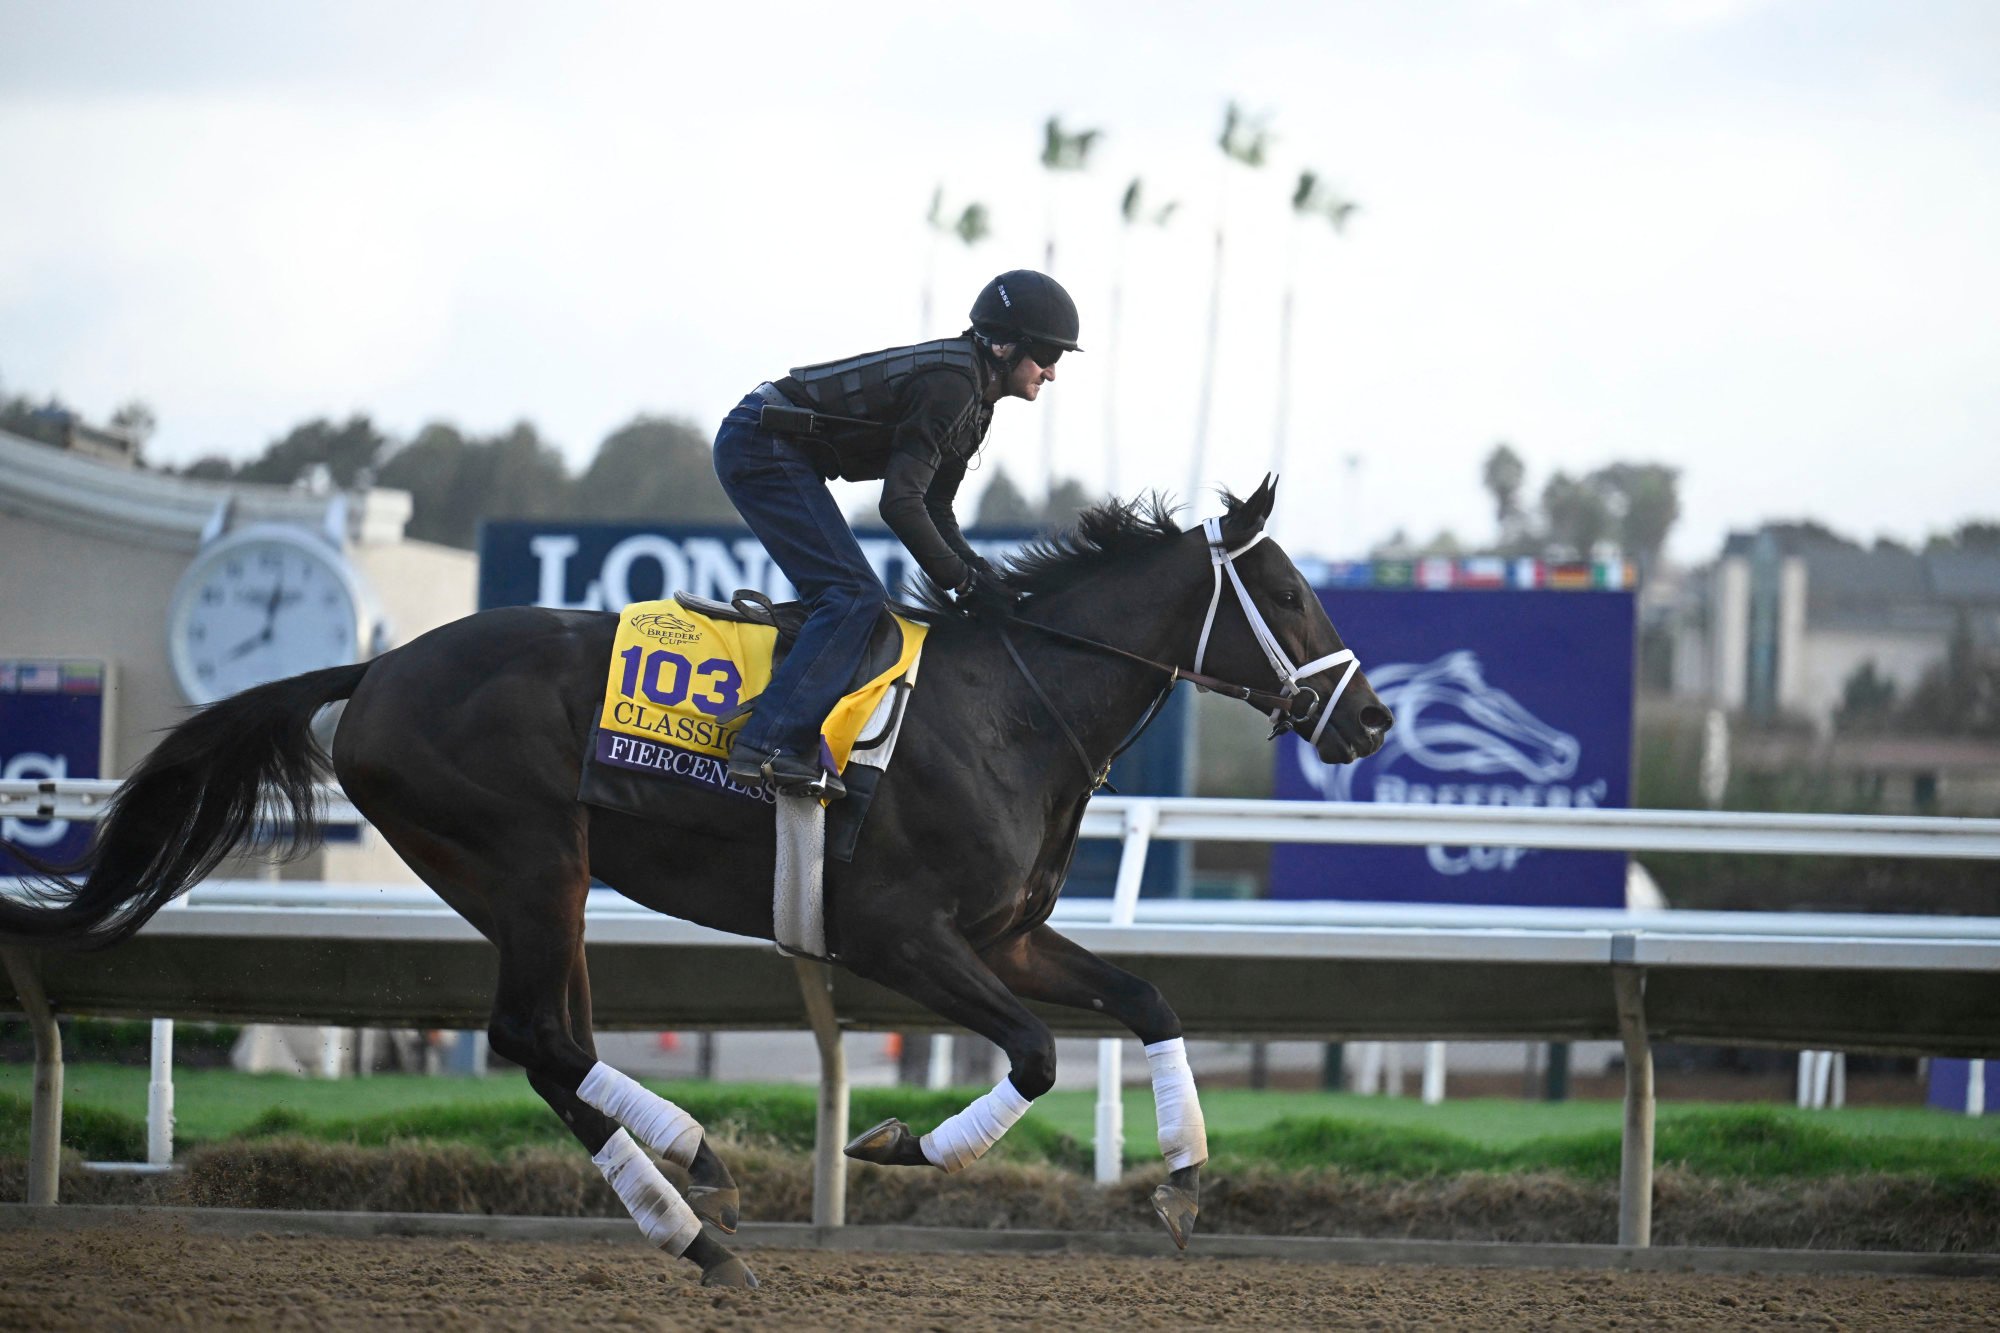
[1709,558,1750,711]
[1776,556,1810,721]
[1794,627,1946,729]
[0,509,196,775]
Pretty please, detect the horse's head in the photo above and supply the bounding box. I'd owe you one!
[1186,477,1393,765]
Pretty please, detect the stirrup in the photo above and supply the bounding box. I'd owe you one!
[772,767,846,801]
[748,740,848,792]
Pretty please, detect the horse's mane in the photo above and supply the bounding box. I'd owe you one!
[908,491,1190,615]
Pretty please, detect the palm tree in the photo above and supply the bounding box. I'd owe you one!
[1039,116,1103,271]
[1037,117,1101,503]
[920,185,991,335]
[1105,178,1177,496]
[1188,101,1273,507]
[1272,170,1358,499]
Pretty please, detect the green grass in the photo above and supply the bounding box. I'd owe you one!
[5,1064,1997,1181]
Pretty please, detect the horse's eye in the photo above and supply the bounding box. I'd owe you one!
[1276,588,1301,609]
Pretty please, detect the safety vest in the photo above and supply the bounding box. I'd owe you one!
[777,336,993,478]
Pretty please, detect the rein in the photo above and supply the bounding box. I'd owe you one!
[993,518,1363,791]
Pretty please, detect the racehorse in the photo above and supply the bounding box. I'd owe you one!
[0,479,1391,1288]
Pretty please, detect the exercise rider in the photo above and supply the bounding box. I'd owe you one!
[714,269,1082,799]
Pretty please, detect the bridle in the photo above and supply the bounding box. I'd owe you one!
[1192,517,1360,748]
[997,516,1362,791]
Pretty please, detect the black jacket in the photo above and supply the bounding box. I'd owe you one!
[771,336,997,592]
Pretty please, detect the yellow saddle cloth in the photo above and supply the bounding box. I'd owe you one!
[595,598,927,786]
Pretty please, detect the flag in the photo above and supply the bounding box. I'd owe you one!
[1548,562,1594,590]
[1373,560,1415,588]
[1457,557,1507,589]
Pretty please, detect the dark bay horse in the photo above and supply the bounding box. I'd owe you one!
[0,479,1390,1287]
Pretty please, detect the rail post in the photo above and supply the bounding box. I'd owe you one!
[1095,800,1157,1184]
[792,955,848,1227]
[1,947,63,1204]
[1610,934,1653,1248]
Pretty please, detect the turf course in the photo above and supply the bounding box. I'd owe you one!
[4,1064,1996,1183]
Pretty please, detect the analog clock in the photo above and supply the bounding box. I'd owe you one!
[166,524,372,705]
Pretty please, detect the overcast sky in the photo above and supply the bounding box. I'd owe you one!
[2,0,1995,561]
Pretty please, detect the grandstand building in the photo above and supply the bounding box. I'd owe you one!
[0,427,474,883]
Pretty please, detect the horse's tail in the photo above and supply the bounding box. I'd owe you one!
[0,661,373,952]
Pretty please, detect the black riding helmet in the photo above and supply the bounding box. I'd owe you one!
[969,270,1083,352]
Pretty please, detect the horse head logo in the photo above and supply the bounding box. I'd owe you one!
[1298,651,1580,802]
[630,611,704,646]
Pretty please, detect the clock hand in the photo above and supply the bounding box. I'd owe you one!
[224,628,271,661]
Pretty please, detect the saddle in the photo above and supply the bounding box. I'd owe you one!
[678,590,935,703]
[579,589,928,858]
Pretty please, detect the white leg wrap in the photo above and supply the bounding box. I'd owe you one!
[1146,1037,1209,1171]
[919,1075,1033,1173]
[593,1128,703,1256]
[578,1062,704,1167]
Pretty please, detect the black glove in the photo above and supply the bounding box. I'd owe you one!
[953,564,1022,618]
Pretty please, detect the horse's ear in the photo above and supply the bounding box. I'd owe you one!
[1220,474,1278,543]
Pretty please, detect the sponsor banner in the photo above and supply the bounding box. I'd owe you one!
[1274,590,1635,907]
[1,660,111,876]
[479,521,1046,611]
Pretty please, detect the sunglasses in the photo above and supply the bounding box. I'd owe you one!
[1021,343,1064,367]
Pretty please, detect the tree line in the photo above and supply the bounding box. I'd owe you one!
[2,377,1089,549]
[1371,441,1684,576]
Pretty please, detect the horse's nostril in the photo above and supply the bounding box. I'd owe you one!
[1361,705,1393,734]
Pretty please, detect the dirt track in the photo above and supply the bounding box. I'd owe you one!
[0,1219,1995,1331]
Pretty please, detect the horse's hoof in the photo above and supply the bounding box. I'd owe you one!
[700,1256,759,1289]
[1151,1181,1199,1251]
[688,1184,740,1235]
[844,1117,930,1167]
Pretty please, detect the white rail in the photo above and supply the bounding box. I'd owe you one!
[12,781,2000,859]
[6,779,1999,1250]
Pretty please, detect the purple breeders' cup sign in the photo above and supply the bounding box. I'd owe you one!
[1273,589,1635,907]
[0,661,110,878]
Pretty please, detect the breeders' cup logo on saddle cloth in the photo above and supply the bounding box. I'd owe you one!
[1294,651,1607,875]
[629,610,705,647]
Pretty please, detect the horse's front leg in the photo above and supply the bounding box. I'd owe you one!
[983,923,1208,1249]
[835,923,1058,1174]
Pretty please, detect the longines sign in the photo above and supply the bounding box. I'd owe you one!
[478,521,1034,610]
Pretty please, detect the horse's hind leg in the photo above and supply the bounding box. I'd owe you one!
[557,939,741,1234]
[487,917,756,1288]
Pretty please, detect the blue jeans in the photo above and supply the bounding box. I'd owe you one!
[713,391,887,760]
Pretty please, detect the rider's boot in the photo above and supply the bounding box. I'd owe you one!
[727,740,847,801]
